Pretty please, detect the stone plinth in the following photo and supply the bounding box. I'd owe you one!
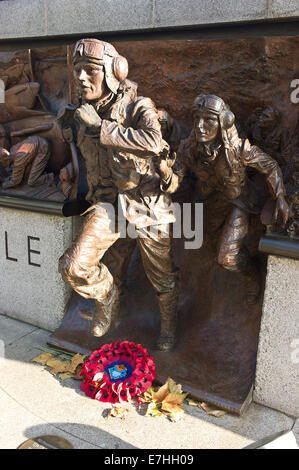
[254,255,299,417]
[0,207,81,331]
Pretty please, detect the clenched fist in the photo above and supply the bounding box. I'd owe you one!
[74,103,102,132]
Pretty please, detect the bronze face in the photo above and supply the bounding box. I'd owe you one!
[73,60,109,102]
[193,109,219,143]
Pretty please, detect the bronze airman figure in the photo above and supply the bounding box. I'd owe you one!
[158,94,289,303]
[58,39,178,351]
[0,135,53,189]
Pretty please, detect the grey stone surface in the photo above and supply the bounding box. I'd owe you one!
[0,314,37,345]
[45,0,154,37]
[0,0,298,41]
[0,315,295,449]
[293,419,299,446]
[0,207,73,331]
[270,0,299,17]
[155,0,269,27]
[0,0,46,40]
[0,388,102,449]
[254,255,299,417]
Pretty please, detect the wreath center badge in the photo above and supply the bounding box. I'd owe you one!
[80,341,156,403]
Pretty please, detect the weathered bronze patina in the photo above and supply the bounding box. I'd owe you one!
[1,37,297,414]
[0,135,53,189]
[58,38,179,352]
[157,94,289,303]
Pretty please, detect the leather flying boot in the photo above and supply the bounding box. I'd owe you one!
[156,290,179,352]
[91,284,120,337]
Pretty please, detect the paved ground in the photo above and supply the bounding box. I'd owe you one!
[0,313,297,450]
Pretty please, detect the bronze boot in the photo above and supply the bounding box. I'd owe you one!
[91,284,120,337]
[156,290,178,352]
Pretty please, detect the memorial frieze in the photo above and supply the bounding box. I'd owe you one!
[0,36,297,414]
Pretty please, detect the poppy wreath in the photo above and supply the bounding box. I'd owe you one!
[80,341,156,403]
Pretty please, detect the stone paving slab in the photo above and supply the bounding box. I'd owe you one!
[0,389,101,449]
[0,314,296,449]
[0,314,37,345]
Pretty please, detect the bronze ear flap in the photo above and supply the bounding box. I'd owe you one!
[220,110,235,130]
[113,56,129,82]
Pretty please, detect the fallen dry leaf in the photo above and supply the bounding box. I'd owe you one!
[31,353,52,365]
[167,377,183,394]
[72,364,84,380]
[107,406,129,420]
[59,372,74,381]
[161,401,185,421]
[66,353,86,374]
[46,358,69,376]
[144,377,188,422]
[200,402,227,417]
[186,397,200,406]
[162,391,188,406]
[206,409,227,418]
[145,401,163,418]
[138,386,156,403]
[152,383,169,403]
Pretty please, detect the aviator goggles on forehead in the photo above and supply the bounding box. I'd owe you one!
[73,41,106,62]
[196,96,225,116]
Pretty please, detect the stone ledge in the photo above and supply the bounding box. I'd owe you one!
[254,255,299,418]
[0,0,298,41]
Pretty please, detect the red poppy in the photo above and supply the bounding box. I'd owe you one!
[80,341,156,403]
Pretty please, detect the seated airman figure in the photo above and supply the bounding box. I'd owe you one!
[0,135,53,189]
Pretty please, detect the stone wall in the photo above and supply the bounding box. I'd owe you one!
[254,255,299,417]
[0,0,298,41]
[0,207,75,331]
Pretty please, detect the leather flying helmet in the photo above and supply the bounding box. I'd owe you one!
[191,94,235,130]
[73,38,128,94]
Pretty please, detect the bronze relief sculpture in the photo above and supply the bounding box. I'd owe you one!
[157,94,289,303]
[1,37,297,414]
[58,39,179,351]
[0,135,53,189]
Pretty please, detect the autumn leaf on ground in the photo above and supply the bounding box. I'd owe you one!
[59,372,74,381]
[138,386,155,403]
[72,364,84,380]
[31,348,87,381]
[186,397,200,407]
[106,406,129,420]
[161,401,185,422]
[145,401,163,418]
[162,391,188,406]
[160,388,187,421]
[167,377,183,394]
[31,353,52,365]
[200,402,227,418]
[46,358,70,376]
[143,377,188,422]
[66,353,86,374]
[32,352,71,376]
[152,382,169,403]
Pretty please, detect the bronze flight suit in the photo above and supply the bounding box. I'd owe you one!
[162,125,286,273]
[3,136,51,188]
[59,80,178,325]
